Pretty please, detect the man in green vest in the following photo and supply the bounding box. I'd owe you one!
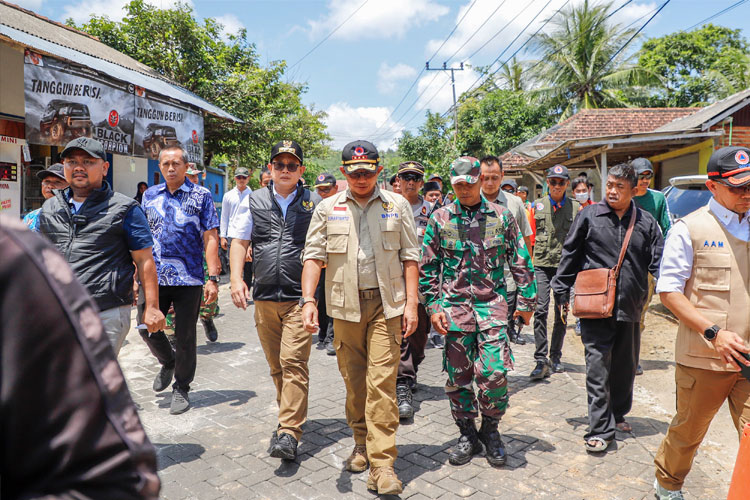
[530,165,579,379]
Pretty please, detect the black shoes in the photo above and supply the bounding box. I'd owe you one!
[550,358,564,373]
[478,416,506,467]
[202,318,218,342]
[153,365,174,392]
[430,333,445,349]
[270,432,298,461]
[508,329,526,345]
[636,364,643,375]
[449,418,483,466]
[529,361,551,380]
[396,383,414,420]
[170,387,190,414]
[325,337,335,356]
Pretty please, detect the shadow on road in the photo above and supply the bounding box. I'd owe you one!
[154,442,206,470]
[197,341,245,355]
[155,389,256,410]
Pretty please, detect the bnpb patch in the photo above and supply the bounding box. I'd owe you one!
[554,165,563,174]
[536,202,544,211]
[736,150,749,165]
[318,174,325,181]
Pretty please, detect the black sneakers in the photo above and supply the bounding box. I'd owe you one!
[396,383,414,420]
[325,337,335,356]
[153,365,174,392]
[478,416,506,467]
[170,387,190,415]
[202,318,218,342]
[448,418,483,466]
[270,432,298,461]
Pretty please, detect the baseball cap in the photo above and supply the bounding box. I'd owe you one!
[547,164,570,179]
[398,161,425,176]
[60,137,107,161]
[235,167,250,177]
[186,163,202,175]
[450,156,481,185]
[707,146,750,187]
[501,179,518,190]
[314,172,336,187]
[428,173,443,182]
[518,186,529,193]
[631,158,654,175]
[341,140,379,173]
[37,163,66,181]
[423,181,441,193]
[271,140,303,164]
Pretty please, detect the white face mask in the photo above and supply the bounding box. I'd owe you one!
[575,191,589,203]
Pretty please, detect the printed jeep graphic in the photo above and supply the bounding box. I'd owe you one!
[39,100,93,141]
[143,123,180,159]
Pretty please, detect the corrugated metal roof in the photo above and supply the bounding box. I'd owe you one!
[655,89,750,132]
[0,1,240,122]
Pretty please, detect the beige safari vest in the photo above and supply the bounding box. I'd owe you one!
[676,205,750,372]
[304,188,420,323]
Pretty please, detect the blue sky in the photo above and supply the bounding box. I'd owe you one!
[18,0,750,150]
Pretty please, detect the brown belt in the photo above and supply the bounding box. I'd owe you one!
[359,289,379,300]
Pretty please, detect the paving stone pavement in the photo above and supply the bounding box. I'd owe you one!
[118,282,732,499]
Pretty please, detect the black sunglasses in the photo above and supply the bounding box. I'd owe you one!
[271,161,301,172]
[548,179,567,187]
[399,173,423,183]
[639,172,653,180]
[348,171,378,180]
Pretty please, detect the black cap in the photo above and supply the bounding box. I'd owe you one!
[314,172,336,187]
[518,186,529,193]
[398,161,425,176]
[389,174,398,185]
[60,137,107,161]
[501,179,518,191]
[37,163,66,181]
[428,173,443,182]
[423,181,441,193]
[547,164,570,179]
[631,157,653,175]
[341,140,379,173]
[235,167,250,177]
[707,146,750,187]
[271,140,303,164]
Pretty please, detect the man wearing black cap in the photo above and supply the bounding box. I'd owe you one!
[312,172,338,204]
[501,179,518,194]
[229,140,315,461]
[632,157,671,375]
[301,140,419,495]
[652,146,750,499]
[23,163,68,232]
[38,138,164,356]
[394,160,432,419]
[530,165,579,379]
[311,172,338,353]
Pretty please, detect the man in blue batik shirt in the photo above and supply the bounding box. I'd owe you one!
[141,145,220,415]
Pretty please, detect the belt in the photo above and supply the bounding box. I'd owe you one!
[358,289,379,300]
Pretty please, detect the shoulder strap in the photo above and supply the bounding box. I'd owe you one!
[614,201,637,277]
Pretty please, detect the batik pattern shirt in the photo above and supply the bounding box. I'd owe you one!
[419,197,537,332]
[142,179,219,286]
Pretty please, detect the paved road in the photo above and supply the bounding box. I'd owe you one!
[119,283,733,499]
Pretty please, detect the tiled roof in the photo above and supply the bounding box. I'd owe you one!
[499,151,535,168]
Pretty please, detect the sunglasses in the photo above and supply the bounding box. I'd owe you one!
[502,187,516,193]
[271,161,301,172]
[548,179,567,187]
[718,181,750,195]
[398,173,423,183]
[316,185,334,192]
[348,171,378,180]
[235,175,248,180]
[639,172,653,180]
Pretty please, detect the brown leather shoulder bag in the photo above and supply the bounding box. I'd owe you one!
[571,204,636,319]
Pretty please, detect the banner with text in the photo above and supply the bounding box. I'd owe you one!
[134,90,204,164]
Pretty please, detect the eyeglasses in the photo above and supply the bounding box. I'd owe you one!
[502,187,516,193]
[271,161,301,172]
[718,181,750,195]
[639,173,653,180]
[398,173,423,183]
[548,179,567,187]
[348,171,378,180]
[63,158,100,168]
[235,175,248,180]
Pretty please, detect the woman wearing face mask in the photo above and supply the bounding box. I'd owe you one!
[572,177,594,209]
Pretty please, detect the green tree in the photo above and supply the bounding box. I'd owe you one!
[530,0,658,119]
[397,112,458,181]
[638,24,750,106]
[70,0,329,173]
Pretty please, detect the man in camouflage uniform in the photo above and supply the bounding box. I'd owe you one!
[420,157,537,467]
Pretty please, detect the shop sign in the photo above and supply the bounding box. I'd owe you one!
[134,90,204,164]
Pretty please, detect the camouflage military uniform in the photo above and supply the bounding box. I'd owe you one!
[165,254,218,333]
[419,197,536,419]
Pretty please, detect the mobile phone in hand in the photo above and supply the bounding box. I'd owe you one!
[733,351,750,381]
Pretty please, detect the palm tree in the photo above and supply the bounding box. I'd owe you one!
[497,57,529,92]
[529,0,659,119]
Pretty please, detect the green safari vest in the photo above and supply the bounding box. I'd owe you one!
[532,195,579,267]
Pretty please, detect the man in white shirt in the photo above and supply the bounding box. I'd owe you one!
[221,167,253,291]
[653,146,750,500]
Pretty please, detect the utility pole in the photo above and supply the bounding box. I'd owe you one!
[426,62,464,147]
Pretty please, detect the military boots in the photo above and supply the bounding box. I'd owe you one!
[478,416,506,467]
[448,418,483,465]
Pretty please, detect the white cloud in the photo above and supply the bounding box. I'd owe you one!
[307,0,449,41]
[62,0,194,24]
[324,102,404,150]
[12,0,43,10]
[215,13,245,40]
[413,62,478,113]
[377,62,418,94]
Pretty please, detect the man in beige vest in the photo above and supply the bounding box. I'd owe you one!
[301,140,419,495]
[653,146,750,500]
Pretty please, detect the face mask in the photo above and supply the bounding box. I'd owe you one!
[575,191,589,203]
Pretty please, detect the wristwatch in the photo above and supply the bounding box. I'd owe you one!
[299,297,317,307]
[703,324,720,342]
[207,275,220,283]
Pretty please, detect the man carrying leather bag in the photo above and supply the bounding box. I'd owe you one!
[551,163,663,453]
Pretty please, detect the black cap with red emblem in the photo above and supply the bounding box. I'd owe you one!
[708,146,750,187]
[341,140,379,173]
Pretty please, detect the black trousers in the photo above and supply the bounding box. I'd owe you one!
[533,266,567,362]
[397,304,429,387]
[506,288,518,335]
[316,268,333,343]
[139,285,203,392]
[580,317,640,441]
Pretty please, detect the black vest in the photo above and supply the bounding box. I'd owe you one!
[38,182,139,311]
[249,182,314,302]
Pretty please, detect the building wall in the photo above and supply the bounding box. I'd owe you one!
[660,152,699,182]
[112,154,148,197]
[0,43,24,119]
[204,169,224,212]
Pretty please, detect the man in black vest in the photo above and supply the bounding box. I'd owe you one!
[229,140,315,461]
[39,138,165,356]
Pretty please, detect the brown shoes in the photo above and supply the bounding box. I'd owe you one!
[367,465,403,495]
[344,444,368,472]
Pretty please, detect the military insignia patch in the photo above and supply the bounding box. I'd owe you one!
[283,140,293,148]
[421,206,428,215]
[302,200,314,211]
[382,201,395,212]
[536,202,544,211]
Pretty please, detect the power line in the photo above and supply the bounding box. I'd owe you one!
[427,0,479,63]
[601,0,670,70]
[288,0,369,70]
[461,0,534,63]
[686,0,748,31]
[443,0,509,64]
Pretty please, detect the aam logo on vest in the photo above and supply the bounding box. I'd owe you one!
[703,240,724,248]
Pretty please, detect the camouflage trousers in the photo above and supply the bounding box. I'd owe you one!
[443,325,513,420]
[165,291,219,333]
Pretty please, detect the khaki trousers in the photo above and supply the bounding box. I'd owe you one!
[654,363,750,490]
[333,291,402,467]
[254,300,312,441]
[639,273,655,333]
